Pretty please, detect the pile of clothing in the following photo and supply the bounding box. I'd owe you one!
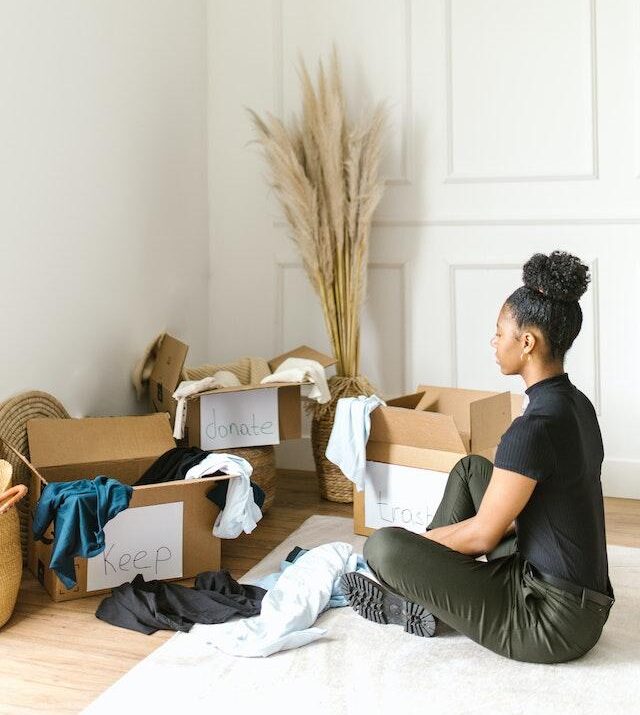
[178,542,371,657]
[134,446,264,538]
[96,570,267,634]
[95,541,371,657]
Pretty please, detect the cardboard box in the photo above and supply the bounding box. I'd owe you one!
[353,385,523,536]
[26,413,232,602]
[150,335,336,451]
[149,334,189,421]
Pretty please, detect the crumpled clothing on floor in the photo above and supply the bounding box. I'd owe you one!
[254,545,371,610]
[199,542,356,657]
[95,570,266,635]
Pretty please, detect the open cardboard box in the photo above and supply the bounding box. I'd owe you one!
[26,413,232,602]
[353,385,524,536]
[150,335,336,451]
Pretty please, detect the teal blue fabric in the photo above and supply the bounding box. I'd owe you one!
[32,476,133,589]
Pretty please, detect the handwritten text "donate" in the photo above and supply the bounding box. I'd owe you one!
[205,408,275,441]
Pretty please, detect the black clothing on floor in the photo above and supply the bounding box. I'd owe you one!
[95,570,266,635]
[493,372,609,594]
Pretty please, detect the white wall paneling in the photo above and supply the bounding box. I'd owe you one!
[208,0,639,496]
[275,261,408,398]
[444,0,598,183]
[449,262,601,414]
[634,0,640,179]
[274,0,413,185]
[274,260,407,469]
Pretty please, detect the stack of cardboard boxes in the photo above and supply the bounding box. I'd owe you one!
[26,336,336,602]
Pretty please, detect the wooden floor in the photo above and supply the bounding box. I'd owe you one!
[1,469,638,715]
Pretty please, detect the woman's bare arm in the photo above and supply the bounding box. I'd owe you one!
[424,468,534,555]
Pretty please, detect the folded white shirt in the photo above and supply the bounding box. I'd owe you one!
[325,394,386,492]
[260,357,330,404]
[185,453,262,539]
[172,371,241,439]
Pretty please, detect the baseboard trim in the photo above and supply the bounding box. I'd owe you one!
[602,459,640,500]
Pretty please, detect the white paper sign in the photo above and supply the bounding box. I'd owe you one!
[87,502,183,591]
[199,388,280,450]
[364,461,449,534]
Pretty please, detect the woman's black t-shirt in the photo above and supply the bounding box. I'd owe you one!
[493,373,609,594]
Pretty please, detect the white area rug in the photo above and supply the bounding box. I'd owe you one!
[83,516,640,715]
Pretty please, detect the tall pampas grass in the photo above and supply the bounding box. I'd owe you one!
[248,50,387,397]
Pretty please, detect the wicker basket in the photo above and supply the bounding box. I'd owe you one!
[0,459,28,628]
[311,375,375,503]
[213,445,276,513]
[0,391,69,562]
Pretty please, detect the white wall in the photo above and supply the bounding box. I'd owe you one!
[0,0,210,417]
[208,0,640,498]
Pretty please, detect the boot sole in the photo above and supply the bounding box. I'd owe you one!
[340,572,437,638]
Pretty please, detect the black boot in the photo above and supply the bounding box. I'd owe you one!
[340,572,437,638]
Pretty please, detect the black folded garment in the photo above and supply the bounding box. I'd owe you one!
[135,448,266,511]
[206,479,265,511]
[95,570,267,635]
[134,447,209,486]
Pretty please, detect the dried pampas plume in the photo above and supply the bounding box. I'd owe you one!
[248,49,387,379]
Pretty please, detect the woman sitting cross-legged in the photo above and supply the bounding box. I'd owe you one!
[341,250,614,664]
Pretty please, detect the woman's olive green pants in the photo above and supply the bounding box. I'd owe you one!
[363,455,614,663]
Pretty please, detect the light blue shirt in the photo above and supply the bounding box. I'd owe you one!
[325,394,386,491]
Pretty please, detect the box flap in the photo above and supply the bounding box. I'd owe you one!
[369,406,468,455]
[416,383,499,419]
[416,385,502,409]
[415,384,507,448]
[386,392,426,410]
[27,414,176,469]
[366,441,467,473]
[185,381,297,400]
[470,391,513,453]
[268,345,336,372]
[409,388,468,451]
[149,334,189,413]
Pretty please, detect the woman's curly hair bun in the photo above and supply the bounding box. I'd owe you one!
[522,250,590,303]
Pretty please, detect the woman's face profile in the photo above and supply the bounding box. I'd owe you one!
[490,305,523,375]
